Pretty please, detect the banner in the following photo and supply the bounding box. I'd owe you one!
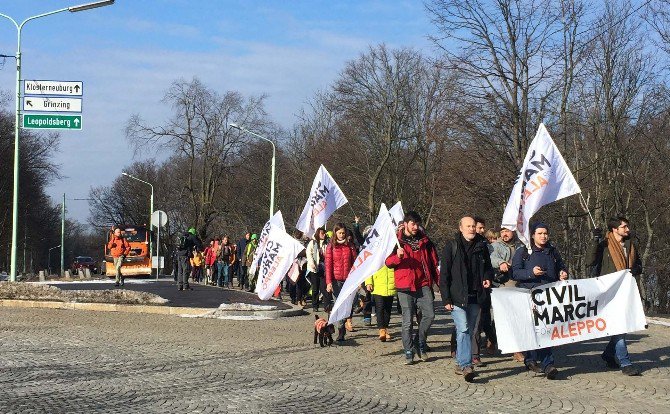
[491,270,646,353]
[249,211,285,275]
[296,165,348,238]
[255,226,305,300]
[328,203,398,325]
[501,123,581,249]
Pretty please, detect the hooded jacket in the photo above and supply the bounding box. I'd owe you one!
[512,242,567,289]
[385,230,439,292]
[439,233,493,307]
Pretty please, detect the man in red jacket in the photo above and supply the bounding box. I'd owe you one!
[107,227,131,287]
[385,211,440,364]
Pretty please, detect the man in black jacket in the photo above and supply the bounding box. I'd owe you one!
[439,216,493,382]
[176,227,202,291]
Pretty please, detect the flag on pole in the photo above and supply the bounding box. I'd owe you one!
[388,201,404,227]
[255,225,305,300]
[328,203,398,325]
[296,165,348,238]
[249,211,285,275]
[501,123,581,249]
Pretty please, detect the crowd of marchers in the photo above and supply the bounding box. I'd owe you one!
[150,212,642,382]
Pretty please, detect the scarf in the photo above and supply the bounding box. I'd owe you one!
[606,231,637,271]
[402,233,421,252]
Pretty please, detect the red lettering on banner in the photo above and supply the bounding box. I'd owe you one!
[312,200,327,218]
[350,250,373,273]
[550,318,608,340]
[523,176,550,202]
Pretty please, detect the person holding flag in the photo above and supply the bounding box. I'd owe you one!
[385,211,440,365]
[511,222,568,380]
[325,222,358,342]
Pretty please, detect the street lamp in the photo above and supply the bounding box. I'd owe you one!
[1,0,115,282]
[60,195,94,277]
[48,245,61,276]
[229,123,276,219]
[121,172,154,264]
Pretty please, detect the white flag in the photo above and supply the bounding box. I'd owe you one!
[255,226,305,300]
[328,203,398,325]
[501,123,581,249]
[388,201,404,227]
[249,211,285,275]
[296,165,348,238]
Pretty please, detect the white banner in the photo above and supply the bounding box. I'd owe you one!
[255,226,305,300]
[491,270,646,353]
[249,211,285,275]
[296,165,348,238]
[501,123,581,249]
[328,203,398,325]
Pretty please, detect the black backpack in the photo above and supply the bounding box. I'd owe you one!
[178,234,189,251]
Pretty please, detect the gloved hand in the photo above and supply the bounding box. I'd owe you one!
[592,228,603,241]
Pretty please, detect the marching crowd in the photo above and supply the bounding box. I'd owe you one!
[169,211,643,382]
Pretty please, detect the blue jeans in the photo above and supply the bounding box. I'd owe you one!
[524,348,554,372]
[603,334,631,367]
[217,262,229,287]
[451,303,480,368]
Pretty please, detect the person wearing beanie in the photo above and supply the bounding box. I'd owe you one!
[512,221,568,379]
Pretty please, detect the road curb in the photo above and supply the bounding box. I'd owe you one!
[0,299,305,319]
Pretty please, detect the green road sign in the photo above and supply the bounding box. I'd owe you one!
[23,114,82,130]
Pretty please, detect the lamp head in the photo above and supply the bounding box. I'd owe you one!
[69,0,115,12]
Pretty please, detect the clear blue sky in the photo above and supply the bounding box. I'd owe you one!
[0,1,437,222]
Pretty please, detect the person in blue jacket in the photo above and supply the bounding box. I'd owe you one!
[512,222,568,380]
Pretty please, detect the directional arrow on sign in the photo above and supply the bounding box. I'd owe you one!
[74,85,80,93]
[74,118,80,127]
[26,100,33,107]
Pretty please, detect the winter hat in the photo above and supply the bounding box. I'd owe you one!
[188,227,197,235]
[530,222,548,234]
[251,233,259,240]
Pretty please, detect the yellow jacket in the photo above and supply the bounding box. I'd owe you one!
[190,252,204,267]
[364,266,396,297]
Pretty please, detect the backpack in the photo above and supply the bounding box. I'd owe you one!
[178,234,189,251]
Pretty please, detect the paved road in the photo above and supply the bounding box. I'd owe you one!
[0,306,668,413]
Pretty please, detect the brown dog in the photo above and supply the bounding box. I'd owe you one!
[314,314,335,347]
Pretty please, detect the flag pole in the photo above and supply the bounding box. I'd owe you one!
[579,193,597,229]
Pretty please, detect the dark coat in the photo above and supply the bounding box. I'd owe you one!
[586,236,642,277]
[439,233,493,307]
[511,242,566,289]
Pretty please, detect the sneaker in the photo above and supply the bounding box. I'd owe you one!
[404,351,414,365]
[621,365,641,376]
[114,282,120,287]
[472,357,486,367]
[418,342,428,362]
[462,366,475,382]
[601,354,620,369]
[526,361,543,373]
[178,285,183,291]
[545,365,558,380]
[363,318,372,326]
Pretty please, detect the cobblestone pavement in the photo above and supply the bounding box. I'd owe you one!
[0,306,668,413]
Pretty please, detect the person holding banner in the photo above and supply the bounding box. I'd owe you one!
[439,216,493,381]
[385,211,440,365]
[306,228,327,311]
[325,223,358,342]
[587,216,642,376]
[512,222,568,379]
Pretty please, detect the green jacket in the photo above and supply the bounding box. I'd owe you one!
[586,236,642,277]
[364,266,396,297]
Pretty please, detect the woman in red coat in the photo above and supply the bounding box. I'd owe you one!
[325,222,358,342]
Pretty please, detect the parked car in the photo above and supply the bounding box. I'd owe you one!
[71,256,98,274]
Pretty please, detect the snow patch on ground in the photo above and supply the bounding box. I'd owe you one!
[648,317,670,327]
[180,313,273,320]
[30,279,158,285]
[217,303,278,311]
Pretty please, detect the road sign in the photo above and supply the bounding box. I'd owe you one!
[23,114,82,130]
[151,256,164,269]
[24,80,83,96]
[23,97,82,113]
[151,210,168,228]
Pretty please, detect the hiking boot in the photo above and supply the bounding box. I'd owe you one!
[526,361,543,373]
[513,352,525,362]
[484,340,497,355]
[336,328,345,343]
[601,354,620,369]
[404,350,414,365]
[621,365,641,376]
[545,365,558,380]
[345,318,354,332]
[379,329,386,342]
[385,330,392,341]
